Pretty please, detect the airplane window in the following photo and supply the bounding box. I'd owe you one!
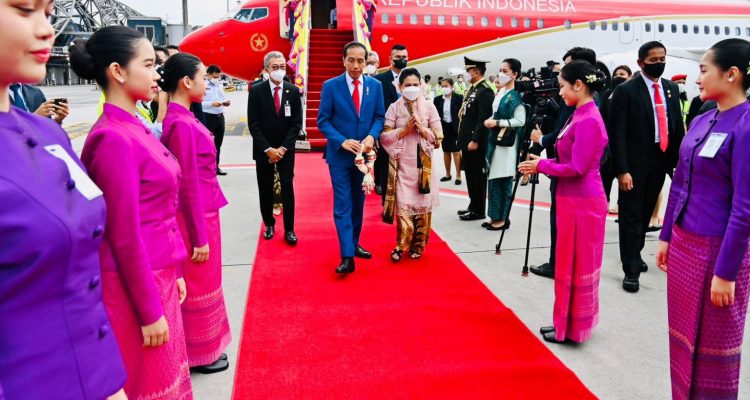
[511,17,518,28]
[725,26,730,35]
[601,21,607,31]
[452,15,459,26]
[693,25,699,34]
[496,17,503,27]
[736,27,741,36]
[746,27,750,36]
[424,15,432,25]
[481,16,488,27]
[438,15,445,26]
[625,22,631,32]
[704,25,710,35]
[523,18,531,28]
[714,26,720,35]
[643,23,650,32]
[467,16,474,27]
[682,24,688,34]
[589,21,596,30]
[410,14,417,25]
[233,8,268,23]
[537,19,544,29]
[658,23,664,33]
[564,19,572,29]
[612,21,618,31]
[396,14,403,25]
[381,13,389,24]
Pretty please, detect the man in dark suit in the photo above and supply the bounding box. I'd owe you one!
[373,44,408,197]
[9,83,69,124]
[317,42,385,274]
[433,78,463,183]
[456,57,495,221]
[247,50,303,245]
[610,41,685,293]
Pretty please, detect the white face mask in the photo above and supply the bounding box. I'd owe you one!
[677,83,686,93]
[401,86,421,101]
[262,72,269,80]
[365,65,377,75]
[270,70,286,82]
[462,72,472,83]
[442,87,452,95]
[496,73,512,87]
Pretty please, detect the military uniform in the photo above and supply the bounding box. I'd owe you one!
[457,57,495,220]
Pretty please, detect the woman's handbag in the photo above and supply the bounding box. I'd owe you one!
[494,125,516,147]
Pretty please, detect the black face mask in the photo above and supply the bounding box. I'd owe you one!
[393,58,408,70]
[642,62,666,79]
[611,76,627,89]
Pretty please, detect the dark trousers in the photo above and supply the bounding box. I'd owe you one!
[256,155,295,232]
[600,156,617,203]
[548,178,557,268]
[205,113,225,167]
[618,148,668,278]
[374,144,389,202]
[462,148,487,215]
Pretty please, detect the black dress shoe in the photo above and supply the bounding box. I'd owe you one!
[459,212,485,221]
[190,357,230,374]
[263,225,275,240]
[457,209,470,216]
[530,263,555,279]
[336,257,355,274]
[481,221,491,228]
[486,220,510,231]
[623,276,640,293]
[440,176,452,182]
[647,224,663,232]
[216,168,228,176]
[375,185,383,195]
[641,261,648,272]
[541,330,568,344]
[355,245,372,259]
[219,353,228,361]
[285,231,298,245]
[540,326,555,334]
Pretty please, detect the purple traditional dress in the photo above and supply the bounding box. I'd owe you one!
[380,95,442,256]
[661,101,750,400]
[162,102,231,367]
[0,107,126,399]
[536,101,608,343]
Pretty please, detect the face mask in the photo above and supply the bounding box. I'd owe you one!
[457,76,463,83]
[442,87,452,95]
[462,72,472,83]
[270,70,286,82]
[393,58,407,70]
[401,86,421,101]
[496,73,512,87]
[262,72,269,80]
[611,76,627,89]
[365,65,377,75]
[642,62,666,79]
[677,83,686,93]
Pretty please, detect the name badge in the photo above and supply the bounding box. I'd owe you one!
[44,145,103,200]
[698,132,728,158]
[284,102,291,117]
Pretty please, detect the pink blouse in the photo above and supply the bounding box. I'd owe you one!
[82,103,187,326]
[162,103,228,247]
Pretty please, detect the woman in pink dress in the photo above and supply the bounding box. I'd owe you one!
[380,68,442,262]
[71,26,193,399]
[519,60,608,344]
[161,53,232,374]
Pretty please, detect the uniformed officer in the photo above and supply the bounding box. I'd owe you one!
[456,57,495,221]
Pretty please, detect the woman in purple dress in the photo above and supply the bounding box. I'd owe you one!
[656,38,750,400]
[0,1,126,398]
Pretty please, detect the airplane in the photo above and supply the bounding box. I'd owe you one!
[180,0,750,146]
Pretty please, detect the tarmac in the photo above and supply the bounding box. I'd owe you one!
[43,85,750,400]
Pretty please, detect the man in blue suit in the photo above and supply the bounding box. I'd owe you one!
[317,42,385,274]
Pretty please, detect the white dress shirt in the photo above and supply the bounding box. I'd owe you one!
[269,80,284,105]
[642,76,669,143]
[202,79,226,115]
[442,94,452,123]
[345,73,364,106]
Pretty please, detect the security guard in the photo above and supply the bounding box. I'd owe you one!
[456,57,495,221]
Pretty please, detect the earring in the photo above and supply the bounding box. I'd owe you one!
[729,78,735,83]
[118,79,125,84]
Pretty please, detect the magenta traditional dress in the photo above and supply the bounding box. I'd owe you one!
[163,103,231,367]
[537,101,608,343]
[660,102,750,400]
[82,104,193,399]
[380,96,441,254]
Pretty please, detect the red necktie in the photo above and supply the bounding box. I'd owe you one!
[653,82,669,152]
[352,79,361,115]
[274,86,281,114]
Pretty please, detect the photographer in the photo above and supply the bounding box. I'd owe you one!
[9,83,69,124]
[526,47,598,279]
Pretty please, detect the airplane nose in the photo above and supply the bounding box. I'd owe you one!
[180,24,217,62]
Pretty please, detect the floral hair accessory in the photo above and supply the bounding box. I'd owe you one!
[746,61,750,75]
[586,74,598,84]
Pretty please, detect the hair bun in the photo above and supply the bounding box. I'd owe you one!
[69,39,96,81]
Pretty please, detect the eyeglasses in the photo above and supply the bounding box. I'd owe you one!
[268,65,286,71]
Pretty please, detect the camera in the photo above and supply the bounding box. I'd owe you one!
[515,66,562,153]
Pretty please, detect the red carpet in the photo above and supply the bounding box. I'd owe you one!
[232,153,597,399]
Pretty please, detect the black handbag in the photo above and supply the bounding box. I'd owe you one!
[494,125,516,147]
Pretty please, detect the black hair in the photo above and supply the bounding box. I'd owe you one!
[69,26,147,90]
[708,38,750,90]
[438,76,443,80]
[154,46,168,56]
[391,44,406,53]
[207,65,221,75]
[613,64,632,77]
[424,74,431,82]
[398,67,421,85]
[442,77,454,86]
[166,45,180,51]
[562,47,597,66]
[638,41,667,60]
[502,58,522,79]
[343,41,368,59]
[560,60,606,93]
[158,53,202,93]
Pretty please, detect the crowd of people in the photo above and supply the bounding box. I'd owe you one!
[1,1,749,399]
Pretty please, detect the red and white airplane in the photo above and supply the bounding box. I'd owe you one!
[180,0,750,145]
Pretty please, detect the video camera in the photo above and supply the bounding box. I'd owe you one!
[515,66,561,154]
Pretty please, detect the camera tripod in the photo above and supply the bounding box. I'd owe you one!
[494,138,540,277]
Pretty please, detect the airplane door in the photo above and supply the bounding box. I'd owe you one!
[619,17,634,44]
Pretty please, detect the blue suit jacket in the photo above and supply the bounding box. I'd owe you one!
[317,73,385,167]
[9,84,47,113]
